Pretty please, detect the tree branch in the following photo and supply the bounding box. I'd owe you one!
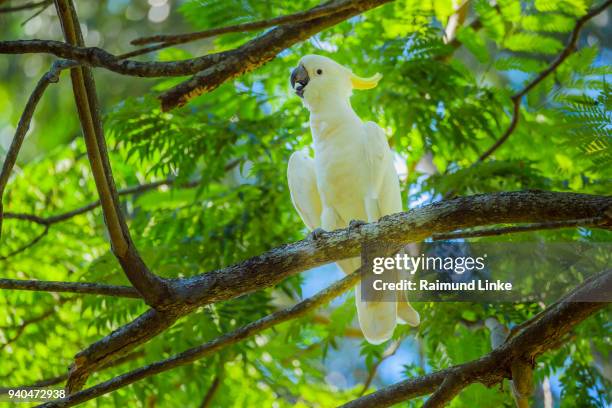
[0,39,221,76]
[421,373,465,408]
[199,374,222,408]
[431,216,608,241]
[65,309,181,393]
[477,0,612,161]
[0,0,50,13]
[131,1,356,46]
[359,339,403,396]
[59,191,610,396]
[0,299,68,352]
[312,314,363,338]
[3,178,201,227]
[0,0,388,84]
[53,0,171,309]
[0,350,145,395]
[0,1,391,111]
[0,278,140,298]
[38,270,362,407]
[0,60,75,240]
[340,268,611,407]
[0,224,49,260]
[199,360,225,408]
[177,191,610,308]
[443,0,470,45]
[158,0,392,111]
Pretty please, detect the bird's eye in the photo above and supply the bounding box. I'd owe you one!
[316,69,323,75]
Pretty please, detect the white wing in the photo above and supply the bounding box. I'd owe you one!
[363,122,421,330]
[287,149,322,231]
[364,121,389,202]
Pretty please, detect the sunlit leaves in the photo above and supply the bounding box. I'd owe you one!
[504,32,564,54]
[521,13,576,32]
[456,26,489,63]
[474,0,506,42]
[1,0,611,406]
[534,0,588,16]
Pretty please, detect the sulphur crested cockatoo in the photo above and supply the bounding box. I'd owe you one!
[287,54,420,344]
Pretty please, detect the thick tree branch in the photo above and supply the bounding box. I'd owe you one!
[312,314,363,338]
[341,268,611,407]
[477,0,612,161]
[158,0,392,111]
[199,374,222,408]
[61,191,610,396]
[177,191,610,308]
[53,0,171,308]
[39,270,362,407]
[0,60,74,239]
[0,278,140,298]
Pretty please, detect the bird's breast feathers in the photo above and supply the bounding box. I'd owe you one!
[313,127,371,204]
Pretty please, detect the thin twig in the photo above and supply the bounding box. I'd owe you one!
[4,158,242,227]
[0,278,140,298]
[0,224,49,260]
[20,1,52,26]
[0,0,51,13]
[0,299,68,352]
[312,314,363,338]
[199,361,225,408]
[359,339,403,396]
[477,0,612,161]
[431,217,605,241]
[131,1,355,46]
[199,375,222,408]
[3,178,200,227]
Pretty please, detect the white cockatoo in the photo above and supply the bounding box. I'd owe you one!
[287,54,420,344]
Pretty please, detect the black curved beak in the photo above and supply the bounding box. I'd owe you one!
[290,64,309,98]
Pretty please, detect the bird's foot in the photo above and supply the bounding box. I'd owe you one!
[308,227,326,241]
[348,219,367,231]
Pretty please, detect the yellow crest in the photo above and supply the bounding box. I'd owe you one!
[350,72,383,90]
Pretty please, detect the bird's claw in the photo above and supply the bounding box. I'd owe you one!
[349,219,367,230]
[308,228,326,241]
